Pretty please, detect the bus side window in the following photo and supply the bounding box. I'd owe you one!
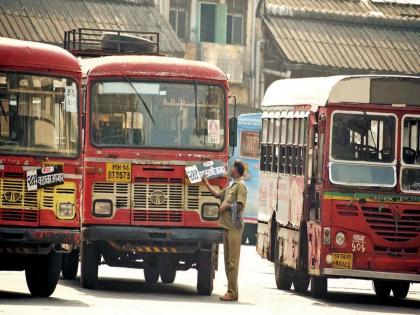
[286,117,294,175]
[280,117,286,174]
[298,117,307,175]
[273,116,280,173]
[260,117,268,171]
[317,132,324,182]
[293,118,300,175]
[267,117,274,172]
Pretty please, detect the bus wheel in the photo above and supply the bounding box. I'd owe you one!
[159,259,177,284]
[197,251,214,295]
[310,276,327,298]
[62,249,79,280]
[392,281,410,299]
[25,251,62,297]
[274,240,292,290]
[144,260,159,284]
[293,271,310,293]
[81,241,99,289]
[373,280,391,298]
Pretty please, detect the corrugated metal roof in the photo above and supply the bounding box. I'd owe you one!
[264,0,420,74]
[267,0,420,20]
[0,0,185,55]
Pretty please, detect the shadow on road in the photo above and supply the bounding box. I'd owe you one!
[59,277,253,306]
[292,290,420,314]
[0,290,89,307]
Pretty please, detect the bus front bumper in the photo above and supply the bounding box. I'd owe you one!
[0,226,80,244]
[82,225,223,244]
[323,268,420,282]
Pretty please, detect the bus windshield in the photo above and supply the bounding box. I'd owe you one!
[330,112,396,187]
[90,81,225,150]
[401,116,420,192]
[0,73,79,158]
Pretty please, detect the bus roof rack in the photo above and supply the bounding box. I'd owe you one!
[63,28,159,57]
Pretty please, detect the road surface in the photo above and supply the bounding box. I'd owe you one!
[0,245,419,315]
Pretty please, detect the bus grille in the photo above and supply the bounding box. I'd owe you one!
[0,178,38,209]
[186,184,213,211]
[133,180,183,210]
[362,207,420,243]
[93,182,129,208]
[133,210,182,222]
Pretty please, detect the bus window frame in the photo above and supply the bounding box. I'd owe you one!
[88,78,228,153]
[261,113,269,171]
[328,110,398,188]
[400,113,420,194]
[329,110,398,166]
[272,111,280,173]
[0,70,81,159]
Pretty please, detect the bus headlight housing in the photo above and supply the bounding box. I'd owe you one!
[58,202,75,219]
[93,200,113,217]
[201,203,219,221]
[335,232,346,246]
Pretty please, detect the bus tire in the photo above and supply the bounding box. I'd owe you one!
[25,251,62,297]
[62,249,79,280]
[159,259,177,284]
[310,276,327,298]
[144,260,159,284]
[197,251,214,296]
[392,281,410,299]
[274,237,292,290]
[293,271,310,293]
[373,280,391,298]
[81,241,99,289]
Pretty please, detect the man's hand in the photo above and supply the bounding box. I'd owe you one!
[202,174,223,199]
[218,203,229,214]
[202,174,209,186]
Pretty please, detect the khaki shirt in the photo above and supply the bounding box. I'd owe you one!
[219,177,247,231]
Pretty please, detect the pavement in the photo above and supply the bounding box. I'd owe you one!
[0,245,419,315]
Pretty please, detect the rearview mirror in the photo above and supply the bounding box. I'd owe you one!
[229,117,238,147]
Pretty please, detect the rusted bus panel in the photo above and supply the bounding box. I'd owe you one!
[259,172,277,223]
[275,227,300,269]
[256,221,270,259]
[307,221,322,276]
[277,176,304,227]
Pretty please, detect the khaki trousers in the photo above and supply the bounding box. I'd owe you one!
[223,228,242,299]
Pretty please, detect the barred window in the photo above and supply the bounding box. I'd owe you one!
[169,0,190,40]
[226,0,245,45]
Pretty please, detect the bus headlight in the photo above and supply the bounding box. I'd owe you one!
[58,202,75,219]
[201,203,219,221]
[335,232,346,246]
[93,200,113,217]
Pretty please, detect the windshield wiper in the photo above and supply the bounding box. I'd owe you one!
[124,76,155,126]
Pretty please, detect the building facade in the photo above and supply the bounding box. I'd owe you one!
[158,0,263,112]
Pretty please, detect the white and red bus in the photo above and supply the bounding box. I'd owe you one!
[257,75,420,299]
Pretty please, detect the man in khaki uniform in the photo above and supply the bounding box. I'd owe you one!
[203,161,247,301]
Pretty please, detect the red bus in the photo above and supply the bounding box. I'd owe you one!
[0,38,82,296]
[257,75,420,299]
[79,55,232,295]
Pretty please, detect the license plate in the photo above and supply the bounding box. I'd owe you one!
[106,163,131,183]
[332,253,353,269]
